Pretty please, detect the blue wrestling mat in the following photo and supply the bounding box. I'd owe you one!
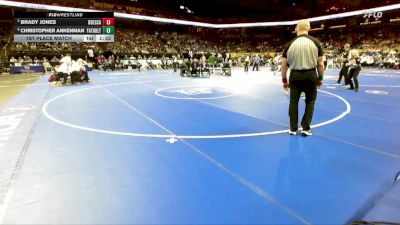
[0,68,399,224]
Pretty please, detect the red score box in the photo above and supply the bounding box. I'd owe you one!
[102,18,115,26]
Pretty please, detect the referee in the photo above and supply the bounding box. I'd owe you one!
[337,43,351,85]
[281,19,324,136]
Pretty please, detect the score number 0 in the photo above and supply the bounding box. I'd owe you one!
[102,18,115,26]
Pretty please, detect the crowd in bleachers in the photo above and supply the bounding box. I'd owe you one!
[314,26,400,69]
[105,30,259,56]
[103,29,400,70]
[12,42,95,53]
[6,31,399,71]
[3,19,399,71]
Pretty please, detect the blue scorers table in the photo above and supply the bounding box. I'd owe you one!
[10,66,46,74]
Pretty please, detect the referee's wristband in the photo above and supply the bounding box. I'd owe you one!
[318,75,323,81]
[282,77,288,84]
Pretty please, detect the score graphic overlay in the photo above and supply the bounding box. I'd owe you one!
[14,12,114,42]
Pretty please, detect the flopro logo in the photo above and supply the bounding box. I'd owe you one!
[170,88,213,96]
[155,86,235,100]
[363,11,383,21]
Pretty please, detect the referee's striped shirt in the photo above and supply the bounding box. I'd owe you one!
[283,34,323,70]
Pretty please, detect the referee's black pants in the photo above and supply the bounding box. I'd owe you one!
[338,65,349,85]
[289,70,318,131]
[348,66,361,90]
[252,63,259,71]
[70,71,81,84]
[56,72,68,85]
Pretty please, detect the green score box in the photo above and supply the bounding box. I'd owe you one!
[102,26,115,34]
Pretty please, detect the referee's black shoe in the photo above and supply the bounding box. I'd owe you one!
[301,130,312,136]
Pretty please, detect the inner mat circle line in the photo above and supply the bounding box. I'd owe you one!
[42,81,351,139]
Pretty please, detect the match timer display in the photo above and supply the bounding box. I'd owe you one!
[14,12,115,42]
